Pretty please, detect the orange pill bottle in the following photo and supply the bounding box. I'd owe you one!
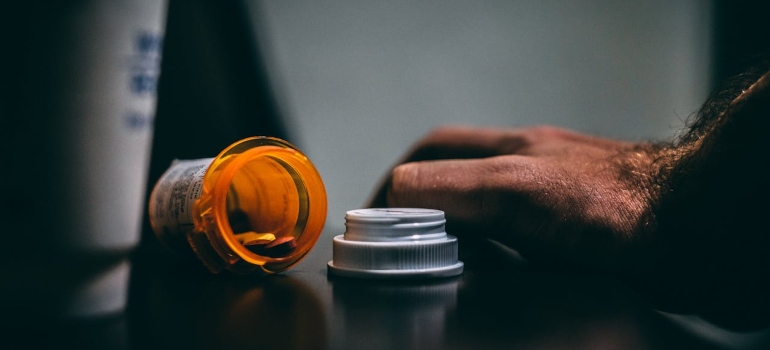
[148,136,327,275]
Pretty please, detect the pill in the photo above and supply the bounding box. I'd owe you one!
[243,239,272,255]
[236,231,276,244]
[262,237,298,258]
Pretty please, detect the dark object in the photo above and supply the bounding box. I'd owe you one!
[712,0,770,86]
[263,237,299,257]
[139,0,291,253]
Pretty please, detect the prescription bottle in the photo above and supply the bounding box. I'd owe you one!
[148,136,327,275]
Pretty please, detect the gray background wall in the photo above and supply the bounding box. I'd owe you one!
[246,0,713,229]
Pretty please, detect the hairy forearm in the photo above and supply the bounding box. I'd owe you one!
[657,63,770,237]
[634,62,770,328]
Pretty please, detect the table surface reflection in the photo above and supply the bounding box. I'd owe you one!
[29,226,770,350]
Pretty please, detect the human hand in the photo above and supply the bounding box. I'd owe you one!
[366,63,770,330]
[367,125,659,273]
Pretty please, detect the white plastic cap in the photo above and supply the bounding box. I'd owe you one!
[327,208,464,279]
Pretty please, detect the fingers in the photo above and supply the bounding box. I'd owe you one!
[366,124,632,209]
[400,124,632,163]
[365,125,542,208]
[387,159,488,221]
[367,125,516,208]
[401,125,519,162]
[386,156,534,226]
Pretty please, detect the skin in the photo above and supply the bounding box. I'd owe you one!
[367,63,770,330]
[369,125,655,271]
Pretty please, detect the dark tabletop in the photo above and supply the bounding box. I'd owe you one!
[25,224,770,350]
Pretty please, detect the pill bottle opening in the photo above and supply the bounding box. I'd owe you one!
[204,137,327,274]
[225,154,308,260]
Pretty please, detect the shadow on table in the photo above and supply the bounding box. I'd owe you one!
[126,252,328,350]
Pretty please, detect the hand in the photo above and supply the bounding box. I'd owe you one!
[366,64,770,330]
[367,125,658,274]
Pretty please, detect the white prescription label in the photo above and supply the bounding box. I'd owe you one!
[149,158,214,241]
